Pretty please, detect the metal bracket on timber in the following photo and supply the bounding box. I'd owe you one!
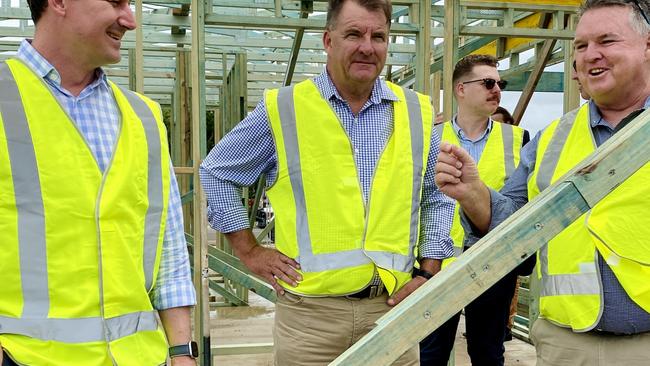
[330,110,650,365]
[171,4,190,35]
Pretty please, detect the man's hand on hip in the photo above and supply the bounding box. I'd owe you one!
[240,245,302,294]
[226,229,302,294]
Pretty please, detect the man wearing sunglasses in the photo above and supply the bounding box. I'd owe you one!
[435,1,650,365]
[420,54,533,366]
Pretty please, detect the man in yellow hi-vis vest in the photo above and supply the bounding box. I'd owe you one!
[200,0,455,364]
[421,54,533,366]
[435,1,650,365]
[0,1,196,365]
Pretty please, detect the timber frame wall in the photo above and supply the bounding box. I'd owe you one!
[0,1,586,364]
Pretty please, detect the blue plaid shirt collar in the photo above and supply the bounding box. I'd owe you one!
[451,115,493,143]
[313,69,399,104]
[16,39,110,97]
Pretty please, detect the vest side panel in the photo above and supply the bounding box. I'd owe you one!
[533,107,603,331]
[365,86,415,256]
[7,60,103,318]
[476,121,507,189]
[511,125,525,168]
[588,164,650,312]
[99,87,161,318]
[264,88,299,260]
[102,89,168,366]
[292,81,366,255]
[438,122,464,251]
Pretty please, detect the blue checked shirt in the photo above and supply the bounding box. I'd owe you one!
[16,40,195,310]
[200,70,455,261]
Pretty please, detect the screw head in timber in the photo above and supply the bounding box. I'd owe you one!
[423,311,431,320]
[608,169,616,176]
[535,223,543,230]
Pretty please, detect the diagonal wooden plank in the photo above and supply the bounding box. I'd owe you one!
[330,109,650,365]
[512,38,557,125]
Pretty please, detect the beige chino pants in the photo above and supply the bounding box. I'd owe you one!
[274,292,419,366]
[531,317,650,366]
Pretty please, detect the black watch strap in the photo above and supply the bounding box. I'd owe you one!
[169,341,199,359]
[412,268,434,280]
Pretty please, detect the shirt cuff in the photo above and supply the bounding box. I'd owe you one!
[151,279,197,310]
[418,238,454,260]
[207,204,251,233]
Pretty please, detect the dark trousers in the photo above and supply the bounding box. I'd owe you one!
[419,268,523,366]
[2,356,18,366]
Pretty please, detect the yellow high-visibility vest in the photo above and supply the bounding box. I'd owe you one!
[0,59,170,365]
[436,120,524,262]
[264,79,433,296]
[528,103,650,331]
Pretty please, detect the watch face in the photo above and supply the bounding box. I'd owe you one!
[190,341,199,357]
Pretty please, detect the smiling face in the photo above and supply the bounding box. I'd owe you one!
[456,64,503,117]
[323,1,389,94]
[574,5,650,106]
[63,0,136,68]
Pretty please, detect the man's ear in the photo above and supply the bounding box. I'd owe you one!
[323,29,332,54]
[454,82,464,99]
[48,0,67,17]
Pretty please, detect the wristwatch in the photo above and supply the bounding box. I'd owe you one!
[169,341,199,359]
[412,268,435,280]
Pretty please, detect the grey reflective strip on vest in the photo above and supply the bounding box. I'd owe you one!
[0,62,49,318]
[539,243,600,297]
[536,108,580,191]
[404,88,424,270]
[454,246,463,257]
[500,123,515,180]
[540,272,600,296]
[0,310,158,343]
[434,123,444,140]
[118,86,163,291]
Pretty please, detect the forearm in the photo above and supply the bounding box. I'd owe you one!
[225,229,259,258]
[159,306,193,346]
[419,258,442,275]
[457,181,492,235]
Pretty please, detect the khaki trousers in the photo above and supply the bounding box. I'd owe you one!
[274,292,419,366]
[531,317,650,366]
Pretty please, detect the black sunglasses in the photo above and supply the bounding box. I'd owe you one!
[462,78,507,90]
[631,0,650,26]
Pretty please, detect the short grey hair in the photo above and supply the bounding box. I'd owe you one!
[579,0,650,35]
